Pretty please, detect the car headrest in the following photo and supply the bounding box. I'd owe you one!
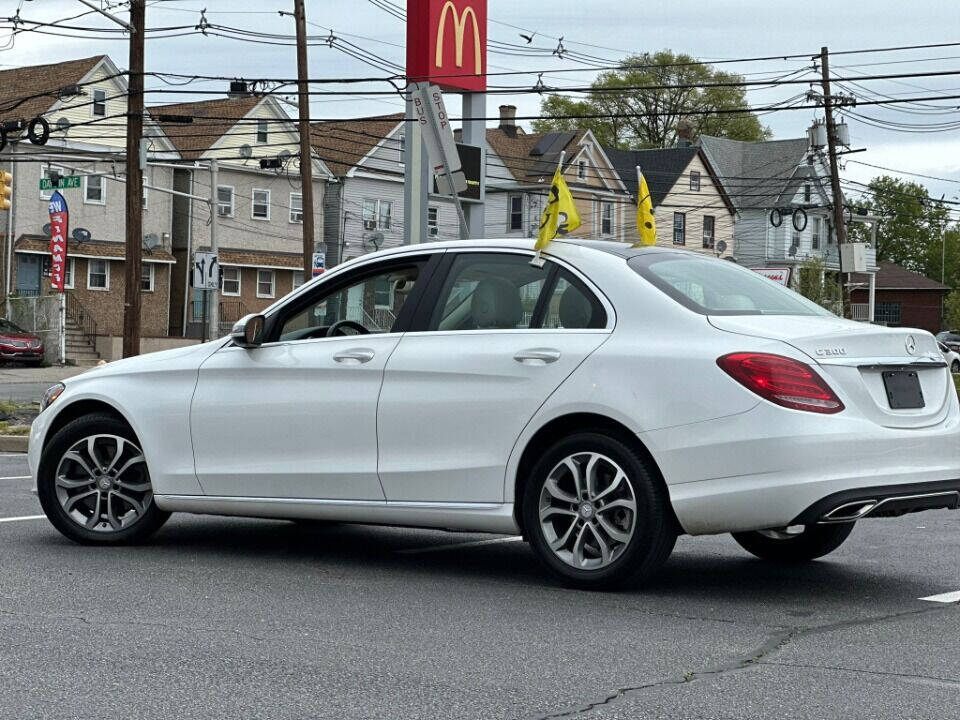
[558,284,593,329]
[471,278,523,329]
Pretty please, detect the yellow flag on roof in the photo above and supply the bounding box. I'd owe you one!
[633,169,657,247]
[535,167,581,251]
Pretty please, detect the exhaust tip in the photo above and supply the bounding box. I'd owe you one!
[821,500,878,523]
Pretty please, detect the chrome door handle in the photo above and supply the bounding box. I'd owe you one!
[514,348,561,365]
[333,348,376,365]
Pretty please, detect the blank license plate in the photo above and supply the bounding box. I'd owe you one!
[882,370,925,409]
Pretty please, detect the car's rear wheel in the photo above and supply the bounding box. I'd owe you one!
[37,413,170,545]
[522,433,676,590]
[731,523,854,562]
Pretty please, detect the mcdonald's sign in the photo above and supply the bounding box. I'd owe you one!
[407,0,487,92]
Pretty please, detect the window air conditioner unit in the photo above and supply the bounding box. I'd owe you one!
[218,206,231,217]
[363,219,377,231]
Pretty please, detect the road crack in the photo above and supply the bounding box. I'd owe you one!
[528,603,958,719]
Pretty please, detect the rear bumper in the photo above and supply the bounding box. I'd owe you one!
[791,479,960,525]
[641,401,960,535]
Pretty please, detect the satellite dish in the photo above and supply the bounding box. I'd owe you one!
[239,144,253,160]
[55,117,71,133]
[278,149,291,163]
[363,232,384,251]
[42,223,51,237]
[143,233,160,251]
[715,239,727,255]
[72,228,91,243]
[788,245,798,257]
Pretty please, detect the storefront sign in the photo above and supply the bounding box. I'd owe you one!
[407,0,487,92]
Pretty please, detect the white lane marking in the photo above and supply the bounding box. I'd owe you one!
[919,590,960,604]
[0,475,31,480]
[397,536,523,555]
[0,515,45,524]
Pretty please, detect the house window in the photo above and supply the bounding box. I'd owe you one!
[257,269,275,298]
[256,119,268,144]
[362,199,391,230]
[141,263,155,292]
[702,215,715,249]
[40,166,63,200]
[398,134,405,165]
[92,89,106,117]
[875,302,902,326]
[812,217,821,250]
[217,186,234,217]
[690,170,701,192]
[221,267,240,296]
[428,206,439,237]
[673,212,686,245]
[84,175,105,205]
[64,258,75,289]
[792,230,801,248]
[379,200,393,230]
[142,169,149,210]
[509,194,523,231]
[373,277,393,309]
[578,160,586,180]
[600,201,614,236]
[289,192,303,223]
[292,271,306,290]
[87,259,109,290]
[804,184,812,203]
[252,189,270,220]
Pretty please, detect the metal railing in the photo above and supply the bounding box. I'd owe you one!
[851,303,870,322]
[188,300,248,336]
[65,293,98,348]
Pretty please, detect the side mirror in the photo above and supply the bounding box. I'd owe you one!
[231,314,265,348]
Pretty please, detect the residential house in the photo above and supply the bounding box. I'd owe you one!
[699,134,881,310]
[0,55,182,362]
[850,262,950,333]
[155,92,332,337]
[485,106,631,242]
[604,144,735,257]
[312,113,469,264]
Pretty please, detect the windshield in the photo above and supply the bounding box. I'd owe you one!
[628,254,832,317]
[0,319,25,334]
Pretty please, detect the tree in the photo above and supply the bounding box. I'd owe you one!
[849,176,953,284]
[944,290,960,332]
[532,50,771,148]
[796,257,841,314]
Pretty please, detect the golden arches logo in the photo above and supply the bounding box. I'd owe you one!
[435,1,482,75]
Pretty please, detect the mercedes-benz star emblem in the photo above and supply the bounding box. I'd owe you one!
[905,335,917,355]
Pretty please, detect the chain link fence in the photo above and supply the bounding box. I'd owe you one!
[6,295,63,365]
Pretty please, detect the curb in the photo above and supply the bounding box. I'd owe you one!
[0,436,28,453]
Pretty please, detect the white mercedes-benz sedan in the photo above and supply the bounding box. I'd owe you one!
[29,239,960,589]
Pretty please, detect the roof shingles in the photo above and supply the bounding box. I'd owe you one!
[152,95,262,159]
[0,56,105,125]
[309,114,404,177]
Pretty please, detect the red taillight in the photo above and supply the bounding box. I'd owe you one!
[717,352,844,414]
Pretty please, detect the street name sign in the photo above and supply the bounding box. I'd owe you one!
[39,176,82,191]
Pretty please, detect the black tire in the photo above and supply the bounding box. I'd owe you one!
[731,523,854,562]
[522,432,677,591]
[37,412,170,545]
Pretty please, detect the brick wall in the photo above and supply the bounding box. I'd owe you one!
[849,288,946,334]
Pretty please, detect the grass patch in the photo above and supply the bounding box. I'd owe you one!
[0,421,30,436]
[954,373,960,396]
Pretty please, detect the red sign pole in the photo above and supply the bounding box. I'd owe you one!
[48,190,69,293]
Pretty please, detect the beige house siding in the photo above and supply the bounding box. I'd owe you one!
[653,154,734,258]
[46,61,128,148]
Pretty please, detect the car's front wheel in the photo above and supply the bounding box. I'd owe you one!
[731,523,854,562]
[37,413,170,545]
[522,433,677,590]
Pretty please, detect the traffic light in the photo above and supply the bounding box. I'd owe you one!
[0,171,11,212]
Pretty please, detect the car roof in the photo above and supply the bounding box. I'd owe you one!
[359,237,687,262]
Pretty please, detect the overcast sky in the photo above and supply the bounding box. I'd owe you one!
[3,0,959,207]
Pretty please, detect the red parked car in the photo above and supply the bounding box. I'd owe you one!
[0,319,44,365]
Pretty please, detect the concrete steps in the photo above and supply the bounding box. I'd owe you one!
[63,320,100,366]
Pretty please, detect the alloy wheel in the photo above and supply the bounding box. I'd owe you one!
[54,434,153,533]
[538,451,637,570]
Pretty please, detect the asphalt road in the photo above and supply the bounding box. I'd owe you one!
[1,453,958,719]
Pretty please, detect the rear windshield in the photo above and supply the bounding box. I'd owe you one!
[628,254,832,317]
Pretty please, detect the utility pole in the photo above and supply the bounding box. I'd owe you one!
[208,159,220,340]
[122,0,145,357]
[820,46,849,318]
[293,0,316,281]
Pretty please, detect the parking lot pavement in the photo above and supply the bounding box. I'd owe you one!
[0,452,957,720]
[0,365,89,403]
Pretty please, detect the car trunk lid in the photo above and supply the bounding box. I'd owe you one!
[708,315,952,429]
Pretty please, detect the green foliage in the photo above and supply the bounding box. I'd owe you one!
[532,50,771,148]
[944,290,960,333]
[795,257,841,312]
[849,175,956,287]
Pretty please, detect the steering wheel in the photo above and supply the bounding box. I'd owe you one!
[326,319,370,337]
